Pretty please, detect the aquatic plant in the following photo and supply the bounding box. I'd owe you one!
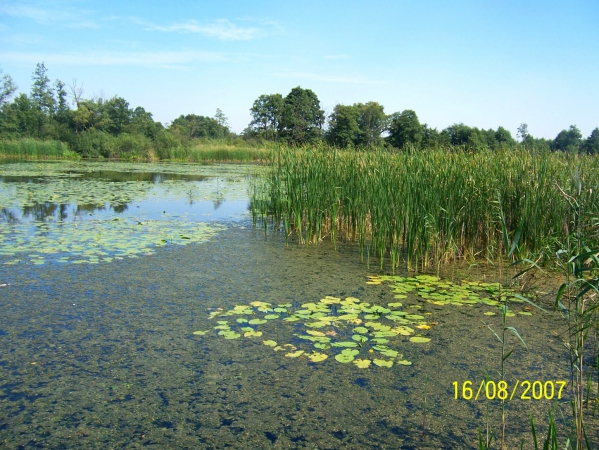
[252,145,599,269]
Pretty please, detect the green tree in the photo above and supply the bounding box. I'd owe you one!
[553,125,582,152]
[326,104,360,147]
[584,127,599,155]
[517,123,529,142]
[214,108,229,138]
[494,126,516,148]
[387,110,423,149]
[170,114,227,140]
[327,101,386,147]
[249,93,283,140]
[279,87,324,145]
[30,63,55,114]
[0,68,18,106]
[421,124,441,148]
[102,96,132,135]
[356,102,387,147]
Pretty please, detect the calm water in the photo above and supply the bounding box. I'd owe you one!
[0,161,595,449]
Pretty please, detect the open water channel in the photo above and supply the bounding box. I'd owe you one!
[0,161,596,448]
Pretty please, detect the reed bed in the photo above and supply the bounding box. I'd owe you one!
[0,139,80,159]
[252,145,599,269]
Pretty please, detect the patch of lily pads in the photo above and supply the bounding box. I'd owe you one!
[0,162,256,212]
[0,217,224,265]
[193,296,437,369]
[366,274,531,317]
[0,161,260,265]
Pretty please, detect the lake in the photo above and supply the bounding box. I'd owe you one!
[0,161,594,448]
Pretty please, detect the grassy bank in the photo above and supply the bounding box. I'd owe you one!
[252,145,599,269]
[0,139,81,159]
[0,137,275,162]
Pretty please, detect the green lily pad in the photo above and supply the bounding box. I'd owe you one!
[285,350,304,358]
[353,327,369,334]
[373,359,393,368]
[396,360,412,365]
[223,332,241,340]
[309,353,328,362]
[192,330,207,335]
[264,314,280,320]
[331,341,358,348]
[335,353,355,363]
[341,349,360,356]
[352,334,368,342]
[263,340,277,347]
[248,319,267,325]
[353,359,371,368]
[236,318,249,323]
[409,336,431,343]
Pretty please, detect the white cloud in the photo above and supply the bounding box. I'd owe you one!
[145,19,265,41]
[0,3,99,28]
[274,71,384,85]
[0,50,228,68]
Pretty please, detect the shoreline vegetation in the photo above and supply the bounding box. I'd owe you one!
[252,145,599,271]
[0,137,274,162]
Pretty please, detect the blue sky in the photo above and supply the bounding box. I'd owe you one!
[1,0,597,138]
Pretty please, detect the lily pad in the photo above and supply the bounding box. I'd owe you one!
[353,359,372,368]
[373,359,393,368]
[335,353,355,363]
[285,350,305,358]
[263,340,277,346]
[248,319,267,325]
[192,330,207,335]
[308,353,328,362]
[409,336,431,343]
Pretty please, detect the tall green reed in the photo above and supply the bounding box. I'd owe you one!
[253,145,599,270]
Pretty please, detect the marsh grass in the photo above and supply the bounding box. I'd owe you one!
[0,139,80,159]
[1,137,274,162]
[253,145,599,269]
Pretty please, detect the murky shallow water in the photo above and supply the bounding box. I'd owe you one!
[0,162,596,449]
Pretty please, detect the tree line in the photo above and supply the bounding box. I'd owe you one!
[1,63,598,156]
[245,88,599,153]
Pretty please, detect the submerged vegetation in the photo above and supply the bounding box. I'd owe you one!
[252,145,599,269]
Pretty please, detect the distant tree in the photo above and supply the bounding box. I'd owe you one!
[214,108,229,138]
[584,127,599,155]
[494,126,516,147]
[356,102,387,147]
[0,68,18,107]
[327,102,386,147]
[517,123,529,142]
[279,87,324,145]
[129,106,161,139]
[102,96,132,135]
[326,104,360,147]
[553,125,583,152]
[387,110,423,149]
[249,94,283,140]
[30,63,55,114]
[421,124,441,148]
[170,114,227,140]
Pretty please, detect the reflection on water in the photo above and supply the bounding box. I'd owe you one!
[0,162,253,224]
